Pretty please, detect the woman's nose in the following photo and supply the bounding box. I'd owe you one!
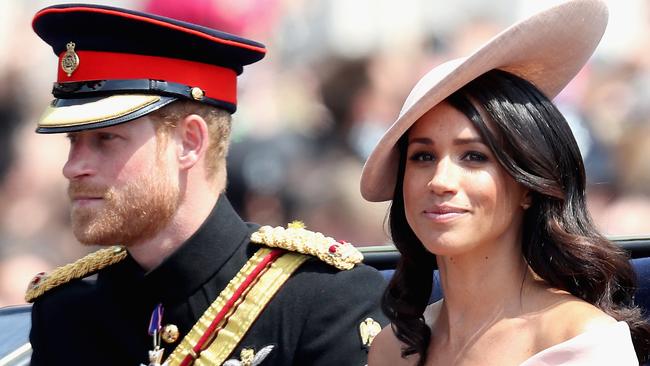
[426,157,459,196]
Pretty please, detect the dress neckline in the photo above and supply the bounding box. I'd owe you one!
[422,303,633,366]
[519,321,631,365]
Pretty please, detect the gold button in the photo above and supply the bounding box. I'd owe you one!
[161,324,179,343]
[190,87,205,100]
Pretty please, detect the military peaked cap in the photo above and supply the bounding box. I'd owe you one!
[33,3,266,133]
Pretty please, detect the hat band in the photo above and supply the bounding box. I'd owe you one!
[57,50,237,105]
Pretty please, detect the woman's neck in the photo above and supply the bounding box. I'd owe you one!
[434,238,534,343]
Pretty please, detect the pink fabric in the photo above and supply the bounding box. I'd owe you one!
[519,321,638,365]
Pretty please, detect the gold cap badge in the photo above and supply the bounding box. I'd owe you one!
[61,42,80,77]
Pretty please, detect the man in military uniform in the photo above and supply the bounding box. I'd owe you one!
[26,4,387,365]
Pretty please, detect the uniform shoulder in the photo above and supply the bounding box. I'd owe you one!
[250,221,363,270]
[25,246,127,303]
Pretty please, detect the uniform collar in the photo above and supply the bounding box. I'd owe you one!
[99,194,254,302]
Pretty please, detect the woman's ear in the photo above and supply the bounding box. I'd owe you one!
[176,114,209,171]
[521,190,533,210]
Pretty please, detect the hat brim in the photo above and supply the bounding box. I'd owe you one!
[360,0,608,202]
[36,94,177,133]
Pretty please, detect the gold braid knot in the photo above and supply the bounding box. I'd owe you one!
[25,246,127,303]
[250,222,363,270]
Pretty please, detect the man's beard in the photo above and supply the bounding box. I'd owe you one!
[68,164,180,247]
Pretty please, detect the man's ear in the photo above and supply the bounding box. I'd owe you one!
[176,114,209,171]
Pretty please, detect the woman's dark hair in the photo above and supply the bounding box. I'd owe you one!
[384,69,650,365]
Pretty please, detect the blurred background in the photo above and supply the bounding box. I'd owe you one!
[0,0,649,306]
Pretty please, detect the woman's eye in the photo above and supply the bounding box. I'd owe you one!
[463,151,488,162]
[409,152,435,162]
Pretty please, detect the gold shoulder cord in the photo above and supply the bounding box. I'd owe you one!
[166,248,309,366]
[25,246,127,303]
[251,221,363,270]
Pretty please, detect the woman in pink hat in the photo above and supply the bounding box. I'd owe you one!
[362,1,650,365]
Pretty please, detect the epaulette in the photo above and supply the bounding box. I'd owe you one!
[25,246,127,303]
[250,221,363,270]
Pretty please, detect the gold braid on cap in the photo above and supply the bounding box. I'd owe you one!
[25,246,127,303]
[250,221,363,270]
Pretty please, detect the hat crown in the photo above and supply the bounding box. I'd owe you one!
[399,58,466,118]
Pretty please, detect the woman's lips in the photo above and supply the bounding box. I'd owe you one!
[423,205,469,222]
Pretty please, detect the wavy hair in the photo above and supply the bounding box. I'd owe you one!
[384,69,650,365]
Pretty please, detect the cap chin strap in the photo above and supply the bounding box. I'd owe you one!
[53,79,236,113]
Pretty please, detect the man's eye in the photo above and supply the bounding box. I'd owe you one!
[99,133,117,141]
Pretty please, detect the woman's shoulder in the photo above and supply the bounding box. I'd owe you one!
[520,320,636,365]
[535,290,615,343]
[368,301,444,366]
[368,324,418,366]
[522,290,637,364]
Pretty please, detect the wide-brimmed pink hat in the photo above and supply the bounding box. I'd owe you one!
[360,0,608,202]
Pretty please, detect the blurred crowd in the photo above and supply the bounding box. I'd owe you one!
[0,0,649,306]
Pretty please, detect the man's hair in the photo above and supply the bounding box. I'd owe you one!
[148,100,232,183]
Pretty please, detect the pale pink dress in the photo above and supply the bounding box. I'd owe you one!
[423,306,638,365]
[519,321,638,365]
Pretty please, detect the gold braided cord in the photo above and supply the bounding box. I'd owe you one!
[166,248,309,366]
[250,223,363,270]
[167,248,272,365]
[195,252,308,366]
[25,246,127,303]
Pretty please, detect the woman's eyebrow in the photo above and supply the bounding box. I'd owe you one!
[407,136,484,145]
[453,137,484,145]
[407,137,433,145]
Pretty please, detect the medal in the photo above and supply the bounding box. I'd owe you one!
[141,303,169,366]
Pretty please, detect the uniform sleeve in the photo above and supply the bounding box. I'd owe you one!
[30,298,72,366]
[29,300,50,366]
[292,263,389,366]
[28,282,101,366]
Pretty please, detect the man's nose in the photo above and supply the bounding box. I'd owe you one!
[62,141,96,180]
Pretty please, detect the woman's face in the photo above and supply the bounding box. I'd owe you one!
[403,102,528,257]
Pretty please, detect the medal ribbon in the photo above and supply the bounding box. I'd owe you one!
[148,303,164,349]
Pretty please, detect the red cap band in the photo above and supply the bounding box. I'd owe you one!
[57,50,237,105]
